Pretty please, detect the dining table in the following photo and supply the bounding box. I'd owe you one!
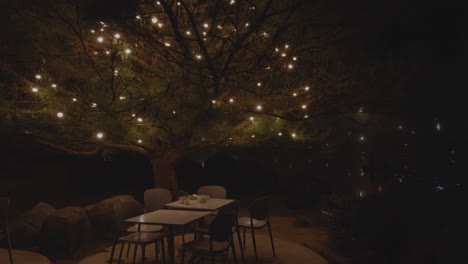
[165,197,236,211]
[124,209,211,264]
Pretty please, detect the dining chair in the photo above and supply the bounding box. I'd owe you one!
[196,186,227,199]
[127,188,172,233]
[109,202,166,264]
[0,195,13,264]
[194,200,245,263]
[180,211,237,264]
[238,196,275,263]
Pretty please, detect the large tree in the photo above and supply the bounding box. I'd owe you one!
[1,0,365,194]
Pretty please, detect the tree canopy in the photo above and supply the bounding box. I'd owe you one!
[1,0,369,192]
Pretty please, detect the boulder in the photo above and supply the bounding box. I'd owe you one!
[87,195,143,240]
[39,206,92,258]
[10,202,56,248]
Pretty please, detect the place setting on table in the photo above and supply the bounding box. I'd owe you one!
[165,194,236,211]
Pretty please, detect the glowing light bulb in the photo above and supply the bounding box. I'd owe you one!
[135,15,141,19]
[72,98,77,102]
[287,63,294,69]
[137,117,143,122]
[91,103,97,108]
[304,115,309,119]
[293,56,297,61]
[256,105,262,111]
[164,42,171,47]
[292,93,297,97]
[251,135,255,138]
[158,23,163,28]
[119,96,126,100]
[249,116,255,121]
[212,100,217,104]
[304,86,309,91]
[31,87,38,93]
[291,133,297,138]
[245,22,249,27]
[229,98,234,103]
[137,139,143,144]
[97,36,103,42]
[203,23,209,28]
[90,29,95,33]
[257,82,262,86]
[151,17,158,23]
[360,136,365,141]
[105,51,110,55]
[186,31,191,35]
[51,84,57,88]
[301,104,307,109]
[56,112,64,118]
[281,53,286,57]
[230,0,235,4]
[172,110,176,114]
[125,48,131,54]
[96,132,104,139]
[195,54,202,60]
[35,74,42,79]
[278,132,282,136]
[114,33,121,39]
[274,48,279,52]
[285,44,290,49]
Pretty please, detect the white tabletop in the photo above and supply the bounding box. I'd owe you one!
[165,198,235,211]
[124,209,211,226]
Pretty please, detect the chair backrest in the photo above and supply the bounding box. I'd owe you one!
[144,188,172,212]
[196,185,227,199]
[250,196,270,221]
[209,211,236,243]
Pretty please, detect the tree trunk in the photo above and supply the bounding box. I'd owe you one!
[149,150,184,198]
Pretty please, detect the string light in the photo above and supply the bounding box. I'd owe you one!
[229,98,234,103]
[96,132,104,139]
[186,30,191,35]
[278,132,282,136]
[195,54,202,60]
[257,82,262,86]
[249,116,255,121]
[292,93,297,97]
[137,139,143,143]
[164,42,171,47]
[51,84,57,88]
[203,23,209,28]
[291,133,296,138]
[119,96,126,100]
[56,112,64,118]
[151,17,158,23]
[287,63,294,69]
[114,33,121,39]
[137,117,143,122]
[301,104,307,109]
[256,105,262,111]
[72,98,77,102]
[35,74,42,79]
[91,103,97,108]
[97,36,103,43]
[125,48,131,54]
[304,86,309,91]
[31,87,39,93]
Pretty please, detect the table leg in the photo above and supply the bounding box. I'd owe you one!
[167,226,175,264]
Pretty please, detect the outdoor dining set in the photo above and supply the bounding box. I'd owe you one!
[108,185,276,264]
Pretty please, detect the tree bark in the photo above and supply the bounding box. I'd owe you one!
[149,150,184,198]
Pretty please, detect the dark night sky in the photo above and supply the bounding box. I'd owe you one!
[337,0,468,120]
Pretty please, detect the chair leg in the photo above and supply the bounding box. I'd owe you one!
[267,222,276,256]
[117,242,125,264]
[242,227,246,249]
[236,228,245,264]
[132,244,138,264]
[251,228,259,263]
[161,239,166,263]
[155,242,159,264]
[109,239,118,264]
[231,238,238,264]
[180,246,185,264]
[141,244,146,264]
[126,242,132,257]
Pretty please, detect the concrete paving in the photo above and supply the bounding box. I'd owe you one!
[0,248,51,264]
[79,234,327,264]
